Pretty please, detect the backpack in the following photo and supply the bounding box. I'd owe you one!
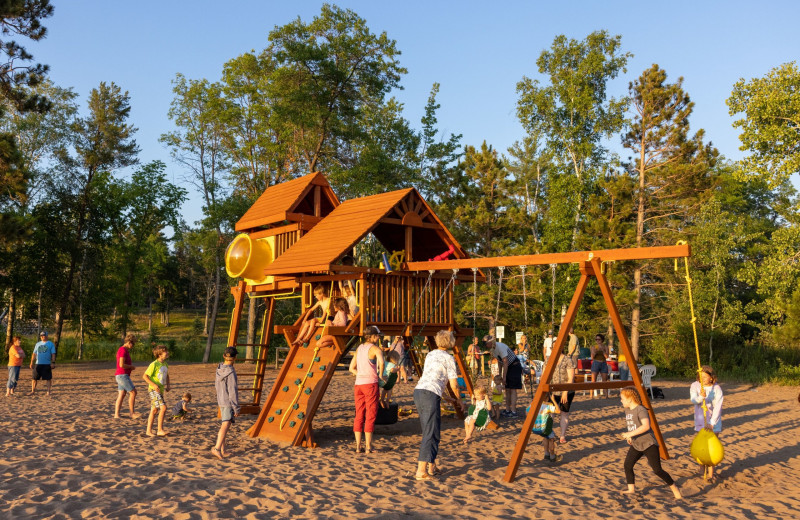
[531,405,554,437]
[651,386,665,399]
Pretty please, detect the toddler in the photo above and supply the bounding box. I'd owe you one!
[464,385,492,443]
[531,393,561,462]
[379,351,400,407]
[490,375,504,420]
[171,392,192,420]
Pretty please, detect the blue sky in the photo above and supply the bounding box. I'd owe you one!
[33,1,800,224]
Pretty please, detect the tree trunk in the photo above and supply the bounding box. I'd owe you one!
[203,281,212,335]
[202,251,222,363]
[246,296,257,364]
[77,248,88,360]
[4,288,15,350]
[630,144,647,361]
[36,282,43,336]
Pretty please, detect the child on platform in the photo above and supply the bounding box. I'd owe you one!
[331,297,350,327]
[464,384,492,443]
[293,285,332,346]
[171,392,192,420]
[143,344,170,437]
[620,387,682,499]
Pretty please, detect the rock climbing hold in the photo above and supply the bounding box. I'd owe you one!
[297,412,305,419]
[293,404,299,410]
[296,363,303,369]
[289,421,296,428]
[267,417,274,423]
[304,388,312,395]
[282,386,289,392]
[275,409,282,415]
[295,378,302,385]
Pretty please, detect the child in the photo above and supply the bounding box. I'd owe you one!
[378,351,400,407]
[293,285,332,346]
[464,384,492,443]
[213,347,240,460]
[490,375,504,420]
[531,393,561,462]
[331,297,350,327]
[690,365,723,481]
[143,344,170,437]
[620,387,682,499]
[6,336,25,396]
[339,280,359,318]
[171,392,192,420]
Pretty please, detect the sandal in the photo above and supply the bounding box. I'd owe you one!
[415,473,435,481]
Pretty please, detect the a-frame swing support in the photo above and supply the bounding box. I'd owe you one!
[407,244,690,483]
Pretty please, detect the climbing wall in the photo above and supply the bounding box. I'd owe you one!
[246,333,350,446]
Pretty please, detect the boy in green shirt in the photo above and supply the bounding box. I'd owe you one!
[143,344,170,437]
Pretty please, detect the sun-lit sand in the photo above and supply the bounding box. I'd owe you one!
[2,362,799,519]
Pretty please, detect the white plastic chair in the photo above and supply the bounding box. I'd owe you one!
[531,360,545,384]
[639,364,657,400]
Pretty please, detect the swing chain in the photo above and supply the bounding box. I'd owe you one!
[417,269,459,340]
[495,266,505,327]
[520,265,528,332]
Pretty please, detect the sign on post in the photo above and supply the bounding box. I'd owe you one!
[496,325,505,340]
[515,331,523,345]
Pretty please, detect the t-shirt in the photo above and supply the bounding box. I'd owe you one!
[567,334,578,355]
[543,337,556,359]
[115,346,132,376]
[8,345,24,367]
[551,355,576,394]
[172,399,187,416]
[625,404,657,451]
[145,359,168,394]
[33,341,56,365]
[492,342,516,366]
[415,349,458,397]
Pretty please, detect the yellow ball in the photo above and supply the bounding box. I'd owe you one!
[690,429,724,466]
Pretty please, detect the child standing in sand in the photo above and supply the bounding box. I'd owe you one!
[690,365,723,481]
[143,345,170,437]
[464,385,492,443]
[213,347,240,460]
[530,393,561,462]
[490,375,504,420]
[619,387,682,499]
[6,336,24,396]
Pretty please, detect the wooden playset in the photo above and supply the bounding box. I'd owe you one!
[223,172,692,483]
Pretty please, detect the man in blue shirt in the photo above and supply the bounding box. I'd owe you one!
[29,331,56,396]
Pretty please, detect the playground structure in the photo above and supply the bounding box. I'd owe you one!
[224,173,477,447]
[223,172,692,481]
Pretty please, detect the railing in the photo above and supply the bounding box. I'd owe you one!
[361,272,452,329]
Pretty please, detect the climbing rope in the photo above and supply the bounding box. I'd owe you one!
[674,241,706,422]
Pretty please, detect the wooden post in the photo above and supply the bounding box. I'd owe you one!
[252,297,275,407]
[591,258,669,459]
[228,280,247,348]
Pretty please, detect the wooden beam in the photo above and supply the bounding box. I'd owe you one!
[407,244,690,271]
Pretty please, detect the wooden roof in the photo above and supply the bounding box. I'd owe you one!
[235,172,339,232]
[263,188,469,276]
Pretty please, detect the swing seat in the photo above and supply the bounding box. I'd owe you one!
[690,429,724,466]
[380,372,398,391]
[467,405,490,430]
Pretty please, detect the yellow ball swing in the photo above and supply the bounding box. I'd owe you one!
[676,242,724,470]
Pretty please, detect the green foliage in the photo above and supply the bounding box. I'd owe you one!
[728,62,800,188]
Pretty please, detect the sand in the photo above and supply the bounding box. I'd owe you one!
[2,362,800,519]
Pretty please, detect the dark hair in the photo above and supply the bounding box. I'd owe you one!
[334,297,349,314]
[595,334,605,341]
[364,325,382,337]
[224,346,238,358]
[697,365,717,384]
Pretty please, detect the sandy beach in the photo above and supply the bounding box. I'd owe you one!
[2,362,800,519]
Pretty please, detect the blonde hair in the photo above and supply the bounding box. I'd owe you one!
[620,387,642,405]
[474,385,488,398]
[434,330,455,350]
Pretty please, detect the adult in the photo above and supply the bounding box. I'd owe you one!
[591,333,610,397]
[466,337,479,376]
[6,336,25,396]
[28,331,55,396]
[567,328,579,361]
[390,336,409,383]
[114,333,140,419]
[484,335,522,417]
[543,330,556,360]
[516,334,530,357]
[551,350,576,443]
[413,330,463,480]
[349,325,385,454]
[618,349,631,382]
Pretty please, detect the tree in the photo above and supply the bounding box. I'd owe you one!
[161,75,228,363]
[621,65,718,359]
[727,62,800,188]
[0,0,53,112]
[51,81,139,349]
[516,31,631,249]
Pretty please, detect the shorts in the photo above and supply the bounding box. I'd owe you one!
[591,361,609,374]
[505,362,523,390]
[116,374,135,392]
[149,390,165,408]
[220,406,236,423]
[557,391,576,413]
[172,410,187,420]
[32,364,52,381]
